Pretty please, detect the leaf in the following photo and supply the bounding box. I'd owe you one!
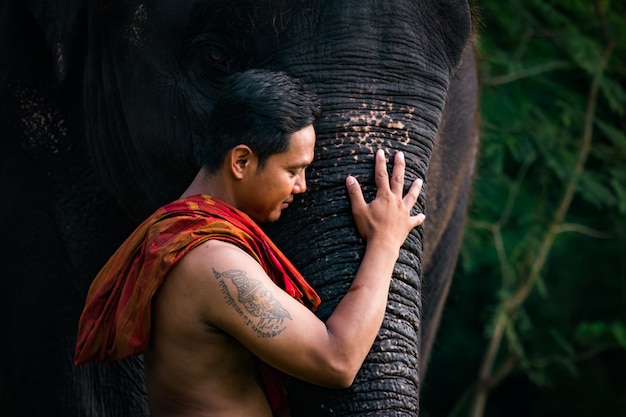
[525,365,553,389]
[549,328,575,356]
[598,76,626,116]
[575,321,610,344]
[576,170,617,210]
[595,118,626,152]
[558,356,580,379]
[611,321,626,349]
[575,321,626,349]
[610,173,626,215]
[529,2,604,75]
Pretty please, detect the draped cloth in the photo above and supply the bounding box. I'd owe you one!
[74,194,321,414]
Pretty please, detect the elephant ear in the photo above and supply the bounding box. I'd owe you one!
[0,0,85,82]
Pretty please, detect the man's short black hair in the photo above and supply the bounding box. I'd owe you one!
[201,69,322,172]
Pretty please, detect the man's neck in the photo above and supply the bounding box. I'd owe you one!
[181,167,234,205]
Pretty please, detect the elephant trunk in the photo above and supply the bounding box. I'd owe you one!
[266,86,444,415]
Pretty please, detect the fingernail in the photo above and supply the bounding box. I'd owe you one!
[346,176,355,185]
[398,151,404,160]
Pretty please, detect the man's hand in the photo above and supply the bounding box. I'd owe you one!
[346,149,425,250]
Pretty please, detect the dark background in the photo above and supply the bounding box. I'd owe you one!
[422,1,626,416]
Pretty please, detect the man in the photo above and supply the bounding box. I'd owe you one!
[75,69,425,417]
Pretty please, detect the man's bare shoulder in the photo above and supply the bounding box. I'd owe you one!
[163,239,257,321]
[173,240,255,287]
[186,239,252,265]
[184,239,294,328]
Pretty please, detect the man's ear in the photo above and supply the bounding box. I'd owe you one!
[229,145,256,179]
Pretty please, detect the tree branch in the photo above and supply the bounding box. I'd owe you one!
[469,32,616,417]
[510,36,616,310]
[555,223,614,239]
[482,61,572,86]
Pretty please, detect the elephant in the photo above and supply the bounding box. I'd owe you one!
[0,0,479,416]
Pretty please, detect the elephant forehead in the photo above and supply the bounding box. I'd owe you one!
[333,105,419,148]
[347,111,408,129]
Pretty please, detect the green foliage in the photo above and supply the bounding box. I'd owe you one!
[576,321,626,349]
[422,1,626,416]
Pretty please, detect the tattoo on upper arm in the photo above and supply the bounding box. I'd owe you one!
[213,268,292,338]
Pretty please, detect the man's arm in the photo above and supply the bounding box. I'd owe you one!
[323,149,425,382]
[187,149,424,387]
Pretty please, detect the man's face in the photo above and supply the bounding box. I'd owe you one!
[238,125,316,223]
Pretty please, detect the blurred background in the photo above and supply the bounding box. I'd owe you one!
[421,1,626,416]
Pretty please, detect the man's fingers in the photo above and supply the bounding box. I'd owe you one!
[404,178,423,206]
[411,213,426,228]
[346,175,366,210]
[405,178,424,228]
[390,151,406,195]
[374,149,389,190]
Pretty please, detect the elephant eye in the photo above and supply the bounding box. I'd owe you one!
[208,48,226,64]
[183,33,242,91]
[209,52,223,63]
[186,33,236,70]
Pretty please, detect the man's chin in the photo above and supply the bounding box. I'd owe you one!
[252,211,282,224]
[266,213,282,223]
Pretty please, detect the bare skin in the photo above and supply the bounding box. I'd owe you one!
[144,125,425,416]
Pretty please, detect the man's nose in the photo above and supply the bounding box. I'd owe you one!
[294,173,307,194]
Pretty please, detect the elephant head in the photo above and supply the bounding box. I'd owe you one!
[0,0,479,415]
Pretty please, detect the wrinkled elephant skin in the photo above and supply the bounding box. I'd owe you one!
[0,1,478,416]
